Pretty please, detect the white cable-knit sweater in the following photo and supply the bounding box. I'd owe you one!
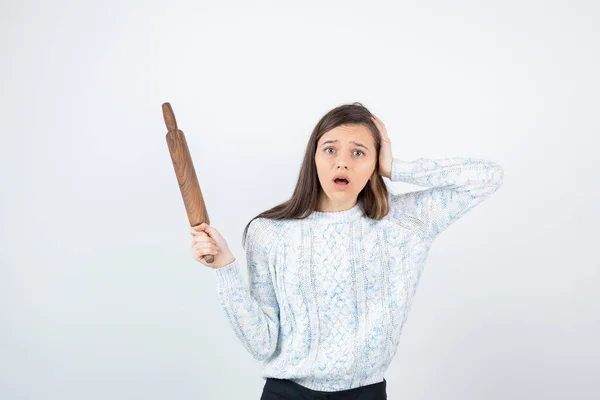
[213,157,504,391]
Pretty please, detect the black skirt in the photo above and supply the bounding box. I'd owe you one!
[260,377,387,400]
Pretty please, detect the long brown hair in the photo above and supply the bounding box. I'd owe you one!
[242,102,391,248]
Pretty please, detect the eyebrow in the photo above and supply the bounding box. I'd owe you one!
[320,139,369,150]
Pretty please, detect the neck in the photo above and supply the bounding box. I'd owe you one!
[316,193,358,213]
[306,201,363,223]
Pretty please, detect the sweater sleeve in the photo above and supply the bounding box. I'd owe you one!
[388,157,504,240]
[212,218,280,362]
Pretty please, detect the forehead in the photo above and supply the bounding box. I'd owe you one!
[318,124,373,144]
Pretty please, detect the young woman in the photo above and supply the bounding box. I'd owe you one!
[190,102,504,400]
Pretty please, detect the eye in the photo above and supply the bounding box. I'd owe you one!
[324,147,365,157]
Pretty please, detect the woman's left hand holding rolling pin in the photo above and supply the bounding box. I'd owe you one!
[190,223,236,269]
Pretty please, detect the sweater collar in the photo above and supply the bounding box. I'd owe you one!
[305,202,363,223]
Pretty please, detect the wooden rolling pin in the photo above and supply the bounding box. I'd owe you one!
[163,102,214,264]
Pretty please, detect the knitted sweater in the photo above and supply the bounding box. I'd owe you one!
[213,157,504,391]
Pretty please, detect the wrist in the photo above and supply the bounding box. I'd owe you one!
[217,254,236,269]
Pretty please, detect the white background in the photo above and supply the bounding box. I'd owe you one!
[1,0,598,399]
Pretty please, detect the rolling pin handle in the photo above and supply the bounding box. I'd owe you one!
[162,102,178,131]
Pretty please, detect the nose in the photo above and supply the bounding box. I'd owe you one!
[336,155,350,169]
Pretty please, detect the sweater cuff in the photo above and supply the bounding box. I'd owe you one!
[213,258,243,290]
[390,158,415,182]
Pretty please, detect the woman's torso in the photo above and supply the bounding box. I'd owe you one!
[261,216,432,391]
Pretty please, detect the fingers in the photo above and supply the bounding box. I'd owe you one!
[371,115,386,128]
[191,235,217,246]
[188,224,227,267]
[190,222,217,234]
[190,230,209,237]
[190,224,218,258]
[192,242,219,263]
[193,241,219,253]
[190,223,205,233]
[370,115,385,130]
[191,223,226,246]
[188,223,223,267]
[190,223,211,236]
[371,115,390,142]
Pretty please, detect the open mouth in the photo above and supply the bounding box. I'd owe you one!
[333,178,350,187]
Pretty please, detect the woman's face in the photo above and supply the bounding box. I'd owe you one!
[314,123,377,211]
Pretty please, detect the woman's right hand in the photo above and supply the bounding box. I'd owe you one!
[190,223,236,269]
